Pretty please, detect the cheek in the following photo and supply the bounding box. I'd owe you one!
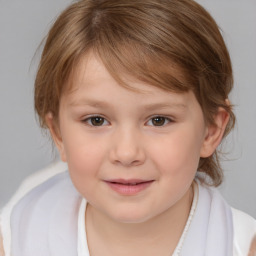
[65,141,105,197]
[149,128,204,176]
[68,143,104,171]
[60,129,107,187]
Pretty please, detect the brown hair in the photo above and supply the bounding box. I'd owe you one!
[34,0,235,186]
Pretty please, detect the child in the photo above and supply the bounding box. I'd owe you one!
[1,0,256,255]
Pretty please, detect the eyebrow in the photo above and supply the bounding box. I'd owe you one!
[69,99,112,108]
[142,102,187,111]
[69,99,187,110]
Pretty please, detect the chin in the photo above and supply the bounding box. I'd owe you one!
[108,208,154,224]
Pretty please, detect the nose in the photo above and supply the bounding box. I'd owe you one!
[109,127,146,167]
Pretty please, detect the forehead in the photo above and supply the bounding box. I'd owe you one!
[60,53,200,114]
[67,52,187,94]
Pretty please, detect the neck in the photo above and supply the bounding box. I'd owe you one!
[85,185,194,256]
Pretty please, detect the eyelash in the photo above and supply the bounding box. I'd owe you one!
[82,115,174,127]
[82,115,110,127]
[146,116,173,127]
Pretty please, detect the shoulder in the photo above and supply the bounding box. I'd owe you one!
[0,161,69,223]
[232,208,256,256]
[1,161,68,213]
[0,231,4,256]
[0,161,71,256]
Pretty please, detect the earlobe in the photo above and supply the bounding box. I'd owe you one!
[45,112,67,162]
[200,108,229,158]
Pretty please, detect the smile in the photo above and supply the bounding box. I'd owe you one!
[104,179,154,196]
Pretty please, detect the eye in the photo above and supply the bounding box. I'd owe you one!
[83,116,109,126]
[146,116,172,127]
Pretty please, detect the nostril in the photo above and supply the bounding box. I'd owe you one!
[109,135,146,166]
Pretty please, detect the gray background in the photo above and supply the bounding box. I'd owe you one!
[0,0,256,218]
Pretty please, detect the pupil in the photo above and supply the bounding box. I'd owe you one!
[152,117,165,126]
[92,117,104,126]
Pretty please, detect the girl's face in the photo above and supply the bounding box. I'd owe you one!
[50,54,213,223]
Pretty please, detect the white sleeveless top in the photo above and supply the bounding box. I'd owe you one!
[1,161,256,256]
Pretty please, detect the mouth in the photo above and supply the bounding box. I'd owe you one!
[104,179,154,195]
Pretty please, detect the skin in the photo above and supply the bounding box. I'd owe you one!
[47,53,229,255]
[249,235,256,256]
[0,232,3,256]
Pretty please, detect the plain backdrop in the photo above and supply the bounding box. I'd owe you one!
[0,0,256,218]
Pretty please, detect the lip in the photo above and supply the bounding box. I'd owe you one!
[104,179,154,195]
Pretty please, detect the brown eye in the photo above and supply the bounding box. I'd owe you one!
[85,116,108,126]
[91,117,104,126]
[152,117,166,126]
[147,116,171,127]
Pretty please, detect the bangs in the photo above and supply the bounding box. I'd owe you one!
[93,37,191,93]
[83,2,193,93]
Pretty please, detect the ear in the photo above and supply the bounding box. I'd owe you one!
[200,108,229,158]
[45,112,67,162]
